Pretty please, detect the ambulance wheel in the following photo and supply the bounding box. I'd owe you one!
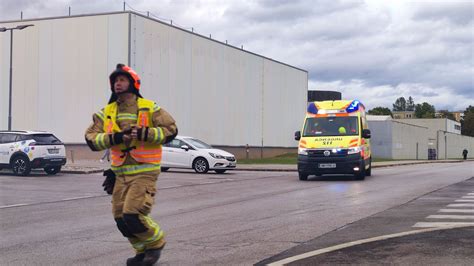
[366,161,372,177]
[298,172,308,181]
[193,157,209,174]
[355,167,366,180]
[11,155,31,176]
[44,166,61,175]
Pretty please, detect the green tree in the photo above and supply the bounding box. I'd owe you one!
[437,110,455,121]
[414,102,435,118]
[406,96,415,111]
[392,97,407,111]
[461,105,474,137]
[368,107,393,117]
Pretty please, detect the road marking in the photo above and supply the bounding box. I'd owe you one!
[461,196,474,199]
[0,203,28,209]
[468,193,474,195]
[427,215,474,219]
[439,209,474,213]
[447,204,474,207]
[413,222,474,228]
[62,196,97,201]
[0,195,107,209]
[455,199,474,202]
[266,226,471,266]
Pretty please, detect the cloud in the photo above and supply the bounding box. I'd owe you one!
[310,80,472,111]
[412,1,474,25]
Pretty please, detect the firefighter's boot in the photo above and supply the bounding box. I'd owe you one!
[126,253,145,266]
[142,247,163,265]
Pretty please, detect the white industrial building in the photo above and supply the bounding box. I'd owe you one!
[0,11,308,159]
[368,116,473,160]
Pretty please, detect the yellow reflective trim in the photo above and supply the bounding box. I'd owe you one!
[154,128,163,143]
[96,111,105,121]
[117,113,138,121]
[111,164,161,175]
[95,134,105,150]
[142,216,164,245]
[131,241,145,252]
[151,128,158,142]
[153,104,161,112]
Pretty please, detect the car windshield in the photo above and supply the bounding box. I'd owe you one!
[303,117,359,137]
[184,138,213,149]
[30,134,62,144]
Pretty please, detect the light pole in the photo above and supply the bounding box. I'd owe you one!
[0,24,34,131]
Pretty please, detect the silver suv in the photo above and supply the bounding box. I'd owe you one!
[0,130,67,176]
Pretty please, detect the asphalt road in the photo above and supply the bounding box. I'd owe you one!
[1,162,473,265]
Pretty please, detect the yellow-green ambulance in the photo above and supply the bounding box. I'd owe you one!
[294,100,372,181]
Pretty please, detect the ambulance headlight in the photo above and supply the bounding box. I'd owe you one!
[347,147,361,154]
[298,148,308,155]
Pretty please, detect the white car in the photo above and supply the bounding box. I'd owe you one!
[0,130,67,176]
[161,136,237,174]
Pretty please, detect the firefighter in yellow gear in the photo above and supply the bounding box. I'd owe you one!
[85,64,177,266]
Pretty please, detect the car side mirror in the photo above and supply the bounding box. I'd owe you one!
[362,129,371,139]
[181,145,189,151]
[294,131,301,141]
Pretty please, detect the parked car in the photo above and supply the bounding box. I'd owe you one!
[161,136,236,174]
[0,130,67,176]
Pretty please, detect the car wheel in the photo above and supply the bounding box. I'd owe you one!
[298,172,308,181]
[11,155,32,176]
[215,169,226,174]
[44,166,61,175]
[161,167,169,172]
[193,158,209,174]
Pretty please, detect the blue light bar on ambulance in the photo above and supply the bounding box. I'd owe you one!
[307,102,318,114]
[345,100,360,113]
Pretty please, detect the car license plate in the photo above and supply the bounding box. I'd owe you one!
[48,149,59,154]
[319,163,336,168]
[229,162,236,167]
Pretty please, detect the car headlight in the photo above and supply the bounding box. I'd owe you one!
[209,152,225,159]
[298,148,308,155]
[347,146,361,154]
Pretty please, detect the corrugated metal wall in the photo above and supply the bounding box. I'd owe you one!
[130,14,307,147]
[0,13,130,143]
[0,12,307,148]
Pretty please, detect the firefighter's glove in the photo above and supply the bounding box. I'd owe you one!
[136,127,150,141]
[112,128,132,145]
[102,169,116,195]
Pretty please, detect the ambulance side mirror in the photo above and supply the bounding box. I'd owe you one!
[294,131,301,141]
[362,129,371,139]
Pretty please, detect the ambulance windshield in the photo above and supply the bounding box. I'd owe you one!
[303,117,359,137]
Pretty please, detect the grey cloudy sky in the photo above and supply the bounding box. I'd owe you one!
[1,0,473,111]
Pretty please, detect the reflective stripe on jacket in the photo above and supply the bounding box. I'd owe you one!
[103,98,162,167]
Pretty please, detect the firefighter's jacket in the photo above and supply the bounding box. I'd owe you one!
[85,95,177,175]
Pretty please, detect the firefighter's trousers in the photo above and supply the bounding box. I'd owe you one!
[112,171,165,254]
